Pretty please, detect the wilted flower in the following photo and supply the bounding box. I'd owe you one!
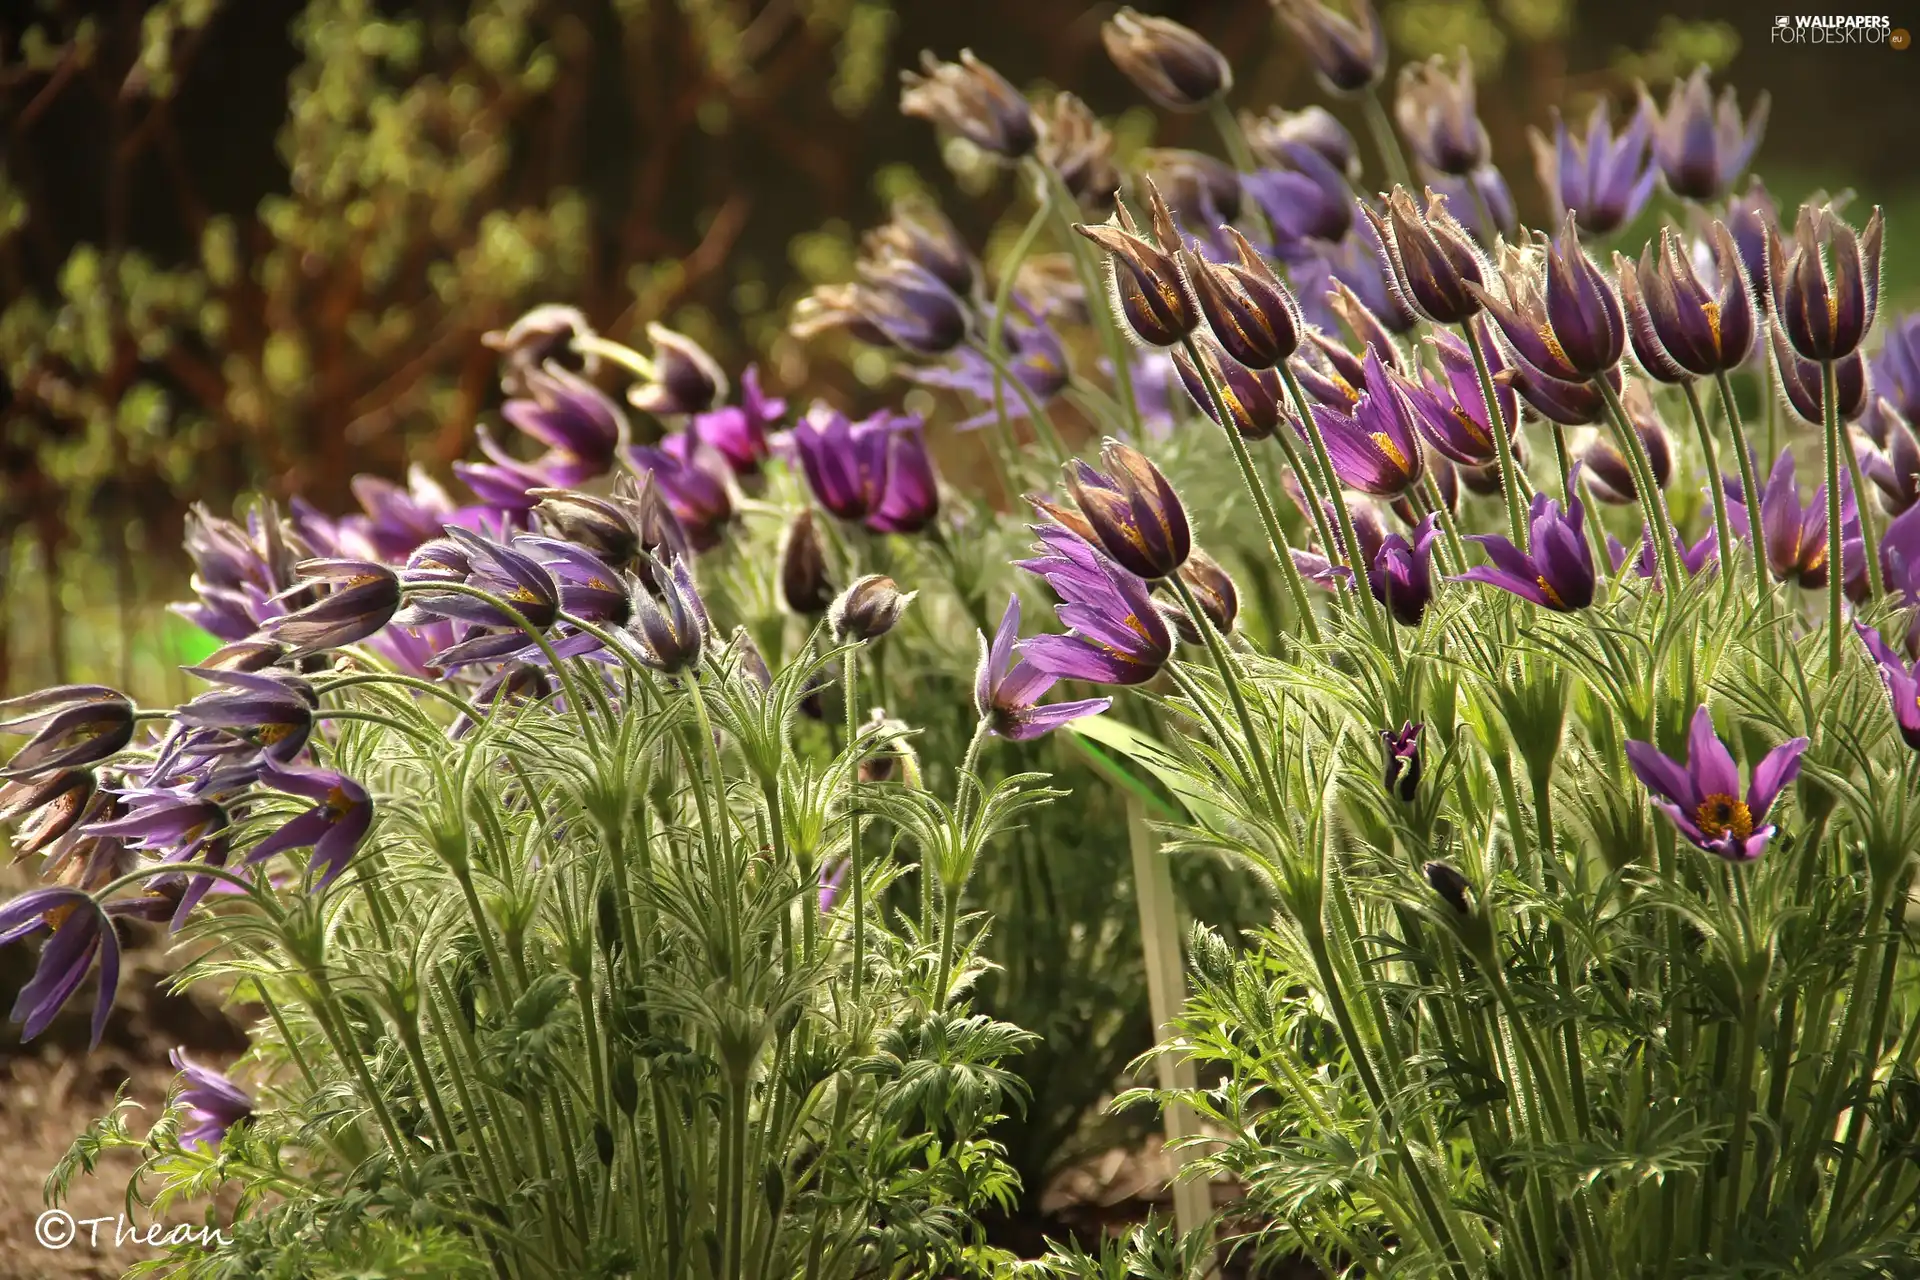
[1037,92,1120,208]
[1531,100,1656,235]
[483,303,598,396]
[1382,721,1422,801]
[1769,324,1869,426]
[1857,621,1920,750]
[1183,227,1303,370]
[1303,347,1426,496]
[973,595,1112,740]
[1,686,135,780]
[1273,0,1386,95]
[0,888,120,1046]
[624,557,710,674]
[900,50,1037,159]
[1364,187,1487,326]
[0,769,96,856]
[1103,9,1232,111]
[169,1049,253,1151]
[1617,223,1756,381]
[831,575,916,642]
[1062,439,1192,580]
[1470,218,1626,381]
[501,365,626,484]
[778,510,835,616]
[1644,66,1768,202]
[1395,53,1488,177]
[1017,526,1173,686]
[1454,474,1597,610]
[1626,705,1806,862]
[1076,181,1200,348]
[629,325,728,418]
[1770,203,1885,363]
[1245,105,1359,179]
[249,761,373,889]
[1173,337,1287,440]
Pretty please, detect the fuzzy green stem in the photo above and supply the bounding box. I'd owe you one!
[1463,321,1530,548]
[1360,84,1413,190]
[1593,374,1686,596]
[1821,359,1847,677]
[843,647,866,1004]
[1278,360,1384,635]
[1682,380,1736,596]
[1713,369,1771,607]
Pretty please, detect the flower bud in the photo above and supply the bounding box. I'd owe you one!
[1064,440,1192,580]
[1382,721,1423,801]
[778,510,835,616]
[629,324,728,417]
[1422,860,1471,914]
[900,50,1037,159]
[830,575,915,642]
[1074,180,1199,348]
[1183,227,1302,370]
[1173,339,1285,440]
[532,488,642,570]
[1102,8,1232,112]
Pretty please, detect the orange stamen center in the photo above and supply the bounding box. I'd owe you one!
[1535,576,1566,608]
[1694,793,1754,841]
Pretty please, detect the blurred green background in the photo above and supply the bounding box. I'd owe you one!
[4,0,1920,700]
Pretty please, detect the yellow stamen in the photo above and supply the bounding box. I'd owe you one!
[1541,330,1570,369]
[1535,576,1566,608]
[1449,405,1491,448]
[1371,432,1411,474]
[1701,300,1722,347]
[1694,792,1754,841]
[325,785,356,817]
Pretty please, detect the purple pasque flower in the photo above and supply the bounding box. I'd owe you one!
[0,887,121,1046]
[866,419,940,535]
[864,195,979,298]
[450,662,553,740]
[1074,181,1201,348]
[1244,141,1354,251]
[688,365,784,477]
[1453,471,1597,611]
[1531,100,1656,236]
[817,858,849,915]
[629,325,728,418]
[483,303,598,396]
[454,427,560,515]
[1769,203,1885,363]
[973,594,1112,740]
[1273,0,1385,95]
[348,467,458,561]
[2,686,135,780]
[1469,218,1625,382]
[1174,336,1286,441]
[909,297,1069,431]
[787,405,939,534]
[1364,186,1487,327]
[1644,67,1768,202]
[1017,525,1173,686]
[1382,721,1421,801]
[513,536,633,625]
[620,555,710,674]
[83,785,236,928]
[625,441,736,553]
[1500,360,1618,427]
[1769,322,1869,428]
[1039,91,1121,209]
[249,760,374,889]
[409,528,562,631]
[1302,345,1426,497]
[1060,439,1192,580]
[1607,524,1719,583]
[1857,620,1920,749]
[1425,165,1516,250]
[1860,403,1920,515]
[1140,149,1244,253]
[851,258,972,355]
[1724,176,1782,307]
[1245,105,1360,180]
[1293,501,1436,625]
[1873,312,1920,422]
[173,668,317,765]
[1581,383,1672,503]
[1617,222,1757,382]
[1103,8,1232,112]
[1402,323,1515,468]
[899,49,1038,160]
[1182,226,1303,370]
[169,1049,253,1151]
[1725,446,1860,591]
[1626,705,1805,863]
[0,769,96,857]
[1394,53,1488,177]
[501,364,626,483]
[261,560,402,656]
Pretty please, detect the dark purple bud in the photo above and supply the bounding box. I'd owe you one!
[830,574,916,642]
[1174,337,1287,440]
[1371,513,1440,626]
[1,687,135,780]
[624,556,710,674]
[629,325,727,418]
[1422,860,1471,913]
[482,304,599,397]
[1769,323,1867,426]
[1158,550,1240,644]
[779,510,835,616]
[900,49,1037,159]
[1038,92,1121,208]
[1274,0,1386,95]
[531,489,642,570]
[1469,218,1623,382]
[1075,181,1200,348]
[1183,227,1301,370]
[1383,720,1423,801]
[1366,187,1486,326]
[1772,203,1884,362]
[1064,439,1193,580]
[1395,53,1488,177]
[1645,67,1768,202]
[1103,8,1232,111]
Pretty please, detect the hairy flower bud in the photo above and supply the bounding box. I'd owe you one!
[831,575,916,642]
[779,510,835,616]
[900,50,1037,159]
[1183,227,1302,370]
[1074,180,1199,348]
[1422,860,1471,913]
[1102,8,1232,112]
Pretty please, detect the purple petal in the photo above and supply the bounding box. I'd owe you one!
[1746,737,1809,823]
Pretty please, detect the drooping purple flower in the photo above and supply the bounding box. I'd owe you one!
[1293,501,1435,625]
[249,761,374,889]
[173,669,316,765]
[1860,404,1920,515]
[169,1049,253,1151]
[514,536,633,625]
[1273,0,1385,95]
[1395,53,1488,177]
[619,556,710,674]
[1300,345,1425,497]
[1061,439,1192,580]
[1501,361,1617,427]
[1244,141,1354,250]
[1425,165,1517,250]
[625,442,736,553]
[0,888,120,1046]
[1470,218,1626,381]
[1616,222,1757,381]
[1770,203,1885,363]
[1725,446,1860,591]
[1453,472,1597,611]
[453,427,554,514]
[0,769,96,857]
[688,365,785,477]
[1626,705,1805,862]
[1381,721,1421,801]
[407,529,561,632]
[1183,226,1303,370]
[1531,100,1656,235]
[1607,524,1719,584]
[1245,105,1359,179]
[1173,337,1287,440]
[482,303,598,396]
[850,259,972,355]
[1,686,135,780]
[788,404,893,524]
[260,560,403,656]
[1581,383,1672,504]
[1017,525,1173,686]
[1402,323,1515,467]
[501,364,626,483]
[531,489,643,571]
[973,594,1112,740]
[1644,67,1768,202]
[629,325,728,419]
[1102,8,1232,112]
[899,50,1037,160]
[348,468,458,561]
[1873,312,1920,422]
[909,296,1069,432]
